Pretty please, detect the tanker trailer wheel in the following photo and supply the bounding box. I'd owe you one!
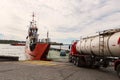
[69,55,72,63]
[73,57,77,65]
[117,64,120,78]
[76,57,80,67]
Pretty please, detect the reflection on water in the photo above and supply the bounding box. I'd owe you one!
[0,44,26,60]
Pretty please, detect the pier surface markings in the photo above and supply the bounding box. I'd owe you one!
[22,60,57,66]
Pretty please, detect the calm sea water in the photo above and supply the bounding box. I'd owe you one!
[0,44,70,61]
[51,45,70,51]
[0,44,26,60]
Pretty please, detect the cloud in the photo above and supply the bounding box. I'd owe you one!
[0,0,120,44]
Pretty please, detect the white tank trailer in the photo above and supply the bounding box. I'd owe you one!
[76,30,120,57]
[69,28,120,78]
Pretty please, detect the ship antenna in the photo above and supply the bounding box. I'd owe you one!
[47,30,49,43]
[47,31,49,39]
[32,12,35,22]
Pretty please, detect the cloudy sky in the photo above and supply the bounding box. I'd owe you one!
[0,0,120,44]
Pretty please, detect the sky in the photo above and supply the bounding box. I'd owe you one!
[0,0,120,44]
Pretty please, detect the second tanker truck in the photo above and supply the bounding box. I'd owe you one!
[69,28,120,77]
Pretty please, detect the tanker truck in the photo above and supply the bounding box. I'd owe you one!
[69,28,120,77]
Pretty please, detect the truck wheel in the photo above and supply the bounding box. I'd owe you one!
[76,57,80,67]
[103,61,109,68]
[94,65,100,69]
[69,55,72,63]
[78,57,85,67]
[73,57,76,65]
[71,56,74,63]
[117,64,120,78]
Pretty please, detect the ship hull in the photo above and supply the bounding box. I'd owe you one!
[25,43,50,60]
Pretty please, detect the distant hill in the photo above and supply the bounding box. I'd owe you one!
[0,40,25,44]
[0,40,63,45]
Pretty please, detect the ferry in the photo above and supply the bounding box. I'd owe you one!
[25,13,50,60]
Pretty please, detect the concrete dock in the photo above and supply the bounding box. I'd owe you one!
[0,61,119,80]
[0,50,119,80]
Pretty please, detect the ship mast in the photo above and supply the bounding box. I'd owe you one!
[32,12,36,26]
[32,12,35,22]
[28,13,38,50]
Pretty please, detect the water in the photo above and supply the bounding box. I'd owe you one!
[47,50,68,62]
[0,44,26,60]
[51,44,70,51]
[0,44,70,61]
